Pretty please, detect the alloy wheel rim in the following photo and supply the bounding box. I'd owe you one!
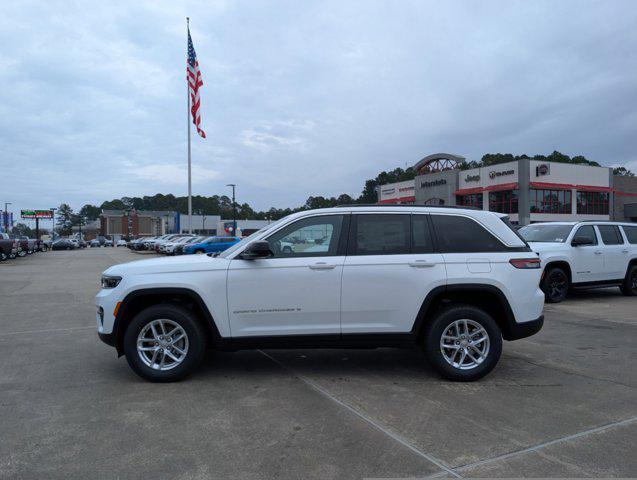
[549,272,567,298]
[137,319,189,371]
[440,319,490,370]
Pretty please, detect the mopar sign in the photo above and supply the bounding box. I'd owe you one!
[488,169,514,180]
[536,163,550,176]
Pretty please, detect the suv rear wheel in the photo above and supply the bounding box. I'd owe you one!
[541,266,569,303]
[423,305,502,381]
[620,265,637,296]
[123,304,206,382]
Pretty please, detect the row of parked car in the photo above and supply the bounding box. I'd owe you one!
[127,234,241,255]
[0,233,47,261]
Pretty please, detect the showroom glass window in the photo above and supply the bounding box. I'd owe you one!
[431,215,506,252]
[266,215,344,258]
[488,190,518,214]
[597,225,624,245]
[530,189,572,214]
[456,193,483,209]
[573,225,598,245]
[576,191,609,215]
[622,226,637,244]
[353,214,410,255]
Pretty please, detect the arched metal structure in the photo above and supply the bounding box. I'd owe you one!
[414,153,465,175]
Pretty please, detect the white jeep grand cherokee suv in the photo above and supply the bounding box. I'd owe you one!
[96,206,545,382]
[519,221,637,303]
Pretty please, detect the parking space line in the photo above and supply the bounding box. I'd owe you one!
[452,415,637,474]
[258,350,461,478]
[0,326,95,337]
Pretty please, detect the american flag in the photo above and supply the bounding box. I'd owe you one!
[187,28,206,138]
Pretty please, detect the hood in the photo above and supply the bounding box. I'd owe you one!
[527,242,569,253]
[103,254,229,277]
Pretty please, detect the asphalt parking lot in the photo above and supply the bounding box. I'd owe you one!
[1,248,636,479]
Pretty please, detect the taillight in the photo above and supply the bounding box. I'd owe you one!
[509,258,541,269]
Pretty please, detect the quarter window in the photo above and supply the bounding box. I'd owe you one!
[622,226,637,244]
[573,225,597,245]
[431,215,506,253]
[266,215,344,258]
[597,225,623,245]
[353,214,410,255]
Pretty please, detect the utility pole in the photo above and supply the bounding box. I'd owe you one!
[226,184,237,236]
[3,202,11,234]
[50,208,57,241]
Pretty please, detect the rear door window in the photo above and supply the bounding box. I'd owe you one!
[597,225,623,245]
[411,215,434,253]
[352,214,410,255]
[430,215,506,253]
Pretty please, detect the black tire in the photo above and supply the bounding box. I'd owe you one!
[194,249,204,254]
[0,252,6,261]
[18,250,26,257]
[620,265,637,296]
[423,305,502,382]
[541,267,569,303]
[123,304,207,382]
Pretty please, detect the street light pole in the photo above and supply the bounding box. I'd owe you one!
[3,202,11,234]
[50,208,57,241]
[226,184,236,236]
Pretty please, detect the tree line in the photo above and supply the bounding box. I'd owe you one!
[50,151,632,235]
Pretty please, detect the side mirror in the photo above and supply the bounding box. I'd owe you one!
[239,241,272,260]
[571,236,594,246]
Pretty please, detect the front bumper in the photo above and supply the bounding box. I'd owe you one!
[98,331,116,347]
[506,315,544,341]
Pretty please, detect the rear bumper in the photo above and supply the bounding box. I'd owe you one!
[506,315,544,341]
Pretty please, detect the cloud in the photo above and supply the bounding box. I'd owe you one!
[1,0,637,218]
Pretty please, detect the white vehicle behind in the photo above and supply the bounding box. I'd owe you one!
[519,222,637,302]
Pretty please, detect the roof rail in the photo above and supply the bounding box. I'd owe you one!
[334,204,480,210]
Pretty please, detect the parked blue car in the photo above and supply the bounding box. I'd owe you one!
[183,236,241,255]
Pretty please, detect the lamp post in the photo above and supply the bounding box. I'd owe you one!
[50,208,57,241]
[226,184,237,236]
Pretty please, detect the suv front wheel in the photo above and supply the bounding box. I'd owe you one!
[123,304,207,382]
[620,265,637,296]
[423,305,502,381]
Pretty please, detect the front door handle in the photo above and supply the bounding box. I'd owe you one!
[309,262,336,270]
[409,260,435,268]
[594,251,603,255]
[622,249,629,253]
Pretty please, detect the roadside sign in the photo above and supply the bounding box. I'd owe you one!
[21,210,54,219]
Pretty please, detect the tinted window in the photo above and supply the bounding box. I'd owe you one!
[622,226,637,244]
[574,225,597,245]
[354,214,410,255]
[267,215,343,258]
[597,225,623,245]
[411,215,433,253]
[431,215,505,253]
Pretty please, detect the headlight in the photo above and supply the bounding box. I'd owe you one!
[101,275,122,289]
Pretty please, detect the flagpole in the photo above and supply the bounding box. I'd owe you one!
[186,17,192,234]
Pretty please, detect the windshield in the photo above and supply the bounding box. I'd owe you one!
[218,218,287,258]
[519,224,574,243]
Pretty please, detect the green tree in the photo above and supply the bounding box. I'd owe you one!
[11,223,34,238]
[56,203,74,235]
[613,166,635,177]
[79,204,101,221]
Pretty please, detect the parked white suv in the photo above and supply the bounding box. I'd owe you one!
[519,221,637,303]
[96,206,544,382]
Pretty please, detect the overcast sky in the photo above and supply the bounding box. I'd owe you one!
[1,0,636,219]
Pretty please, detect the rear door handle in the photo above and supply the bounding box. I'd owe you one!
[622,249,629,253]
[409,260,435,268]
[594,251,603,255]
[309,262,336,270]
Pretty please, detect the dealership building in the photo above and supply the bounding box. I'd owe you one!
[378,153,637,224]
